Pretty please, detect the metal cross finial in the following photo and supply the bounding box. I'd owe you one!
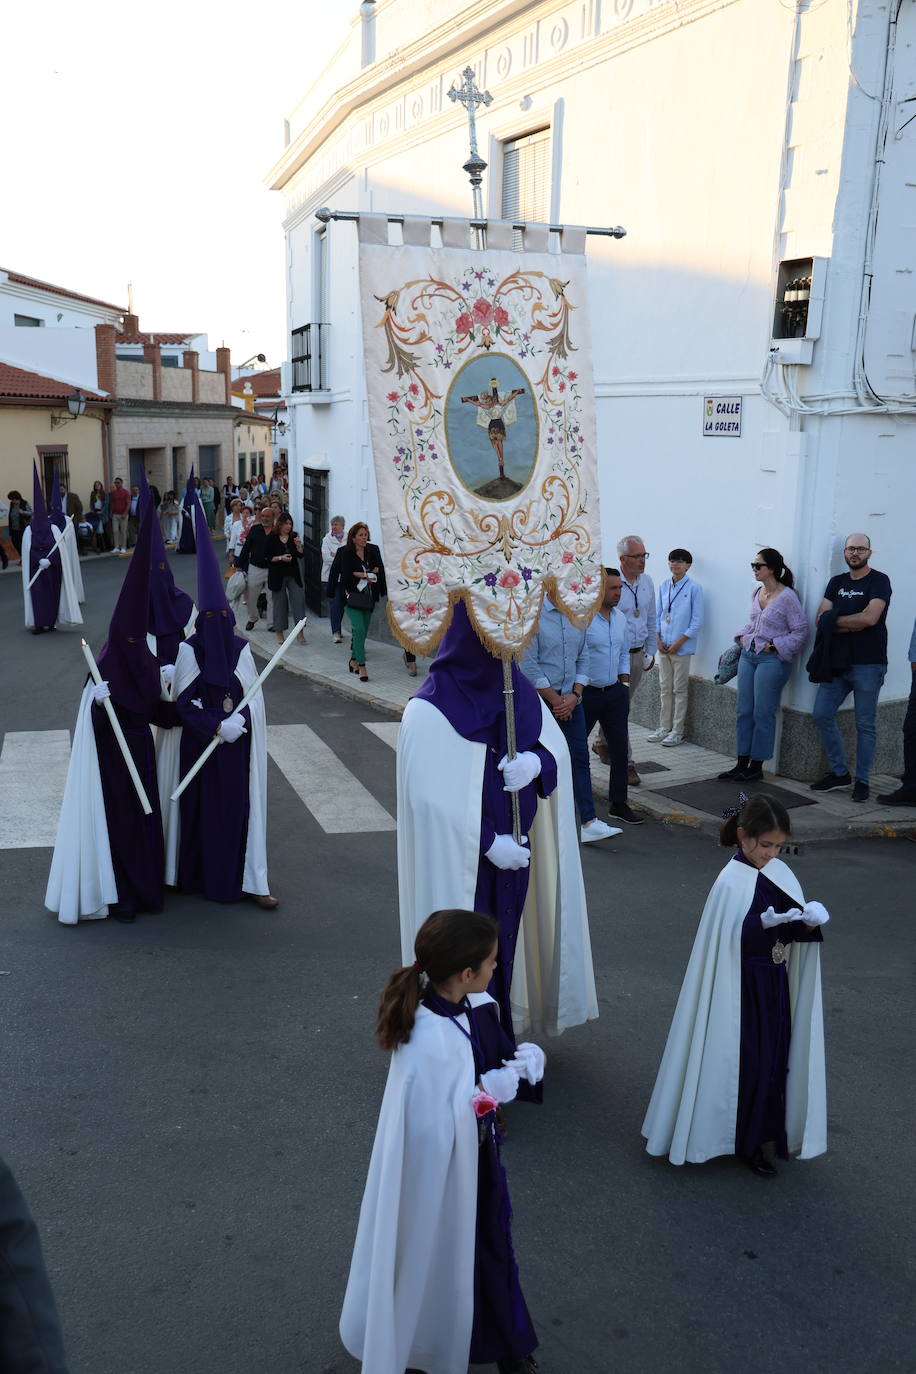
[448,66,493,219]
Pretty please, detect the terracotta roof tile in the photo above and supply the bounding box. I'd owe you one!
[231,367,281,398]
[0,362,106,402]
[3,269,125,314]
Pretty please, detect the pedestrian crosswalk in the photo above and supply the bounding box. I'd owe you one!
[0,721,402,848]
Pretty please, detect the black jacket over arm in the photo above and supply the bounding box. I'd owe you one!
[264,531,303,591]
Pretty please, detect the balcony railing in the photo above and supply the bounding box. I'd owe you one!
[291,323,330,393]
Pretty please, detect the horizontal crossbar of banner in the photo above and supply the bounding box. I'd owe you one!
[315,207,626,239]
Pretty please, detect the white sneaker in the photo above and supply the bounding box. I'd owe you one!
[662,732,684,746]
[646,728,668,742]
[580,819,623,842]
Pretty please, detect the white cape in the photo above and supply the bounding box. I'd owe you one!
[340,993,489,1374]
[21,525,82,628]
[45,683,118,923]
[397,696,598,1037]
[642,856,826,1165]
[168,640,269,895]
[60,517,85,602]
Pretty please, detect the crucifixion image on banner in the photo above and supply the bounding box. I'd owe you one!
[357,214,603,660]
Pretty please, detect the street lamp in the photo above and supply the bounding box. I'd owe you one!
[51,389,88,428]
[271,406,287,438]
[235,352,267,377]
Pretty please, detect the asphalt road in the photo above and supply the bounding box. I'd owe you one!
[1,555,914,1374]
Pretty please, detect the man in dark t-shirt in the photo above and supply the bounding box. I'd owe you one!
[810,532,892,802]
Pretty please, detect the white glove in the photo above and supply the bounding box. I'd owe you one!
[38,557,51,570]
[160,663,176,684]
[802,900,830,926]
[485,834,530,870]
[505,1042,545,1085]
[91,681,111,702]
[479,1064,519,1104]
[759,904,803,929]
[498,751,542,792]
[217,712,247,743]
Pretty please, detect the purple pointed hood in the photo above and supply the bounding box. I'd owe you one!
[138,467,195,662]
[188,493,242,688]
[29,463,55,557]
[177,466,197,553]
[49,469,66,531]
[415,598,543,749]
[96,501,162,714]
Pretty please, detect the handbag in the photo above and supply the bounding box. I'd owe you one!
[714,642,741,684]
[346,584,375,612]
[226,570,246,600]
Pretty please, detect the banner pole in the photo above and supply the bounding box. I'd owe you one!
[315,207,627,239]
[502,658,522,845]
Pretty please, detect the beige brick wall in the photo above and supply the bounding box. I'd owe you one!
[160,368,193,403]
[109,414,235,488]
[198,371,226,404]
[116,360,154,399]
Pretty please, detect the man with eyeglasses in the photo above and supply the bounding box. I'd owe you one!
[810,533,892,802]
[614,535,656,786]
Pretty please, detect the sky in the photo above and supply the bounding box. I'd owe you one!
[1,1,352,366]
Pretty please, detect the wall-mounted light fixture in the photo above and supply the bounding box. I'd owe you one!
[50,389,88,429]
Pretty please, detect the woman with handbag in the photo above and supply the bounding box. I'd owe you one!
[336,522,383,682]
[718,548,809,781]
[265,513,307,645]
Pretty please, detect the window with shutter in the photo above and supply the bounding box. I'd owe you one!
[501,127,552,225]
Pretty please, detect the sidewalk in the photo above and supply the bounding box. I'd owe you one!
[242,618,916,844]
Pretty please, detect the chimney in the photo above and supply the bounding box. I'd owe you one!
[215,346,231,404]
[183,349,200,403]
[123,313,140,335]
[95,323,117,396]
[143,340,162,401]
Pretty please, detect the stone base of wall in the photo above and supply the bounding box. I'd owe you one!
[627,670,905,780]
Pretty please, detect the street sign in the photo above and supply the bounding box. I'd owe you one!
[703,396,742,436]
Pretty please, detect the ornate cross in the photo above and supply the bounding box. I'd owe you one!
[447,66,493,217]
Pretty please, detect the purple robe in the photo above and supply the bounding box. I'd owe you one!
[734,851,823,1159]
[416,603,558,1054]
[175,638,252,902]
[28,528,62,629]
[91,698,174,917]
[424,994,538,1367]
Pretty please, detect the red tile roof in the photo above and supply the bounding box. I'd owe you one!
[116,332,197,345]
[3,269,125,314]
[0,362,107,402]
[231,367,281,398]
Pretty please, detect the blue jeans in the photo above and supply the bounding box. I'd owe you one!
[555,703,595,824]
[328,585,345,635]
[812,663,887,782]
[736,649,792,762]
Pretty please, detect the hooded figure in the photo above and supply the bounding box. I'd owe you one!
[45,501,177,924]
[49,468,85,603]
[170,497,276,907]
[176,466,197,553]
[138,468,196,665]
[397,599,598,1042]
[22,464,81,633]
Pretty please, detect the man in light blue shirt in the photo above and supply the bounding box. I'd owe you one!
[877,611,916,805]
[521,593,617,842]
[583,568,641,825]
[647,547,704,746]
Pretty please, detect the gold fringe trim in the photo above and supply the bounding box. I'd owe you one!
[386,576,606,664]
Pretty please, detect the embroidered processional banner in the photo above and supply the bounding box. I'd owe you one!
[357,214,603,660]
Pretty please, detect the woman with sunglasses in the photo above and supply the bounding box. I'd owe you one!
[718,549,809,781]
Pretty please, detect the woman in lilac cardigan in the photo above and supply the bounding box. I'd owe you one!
[719,548,809,781]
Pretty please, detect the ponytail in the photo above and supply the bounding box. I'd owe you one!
[376,963,423,1051]
[375,909,499,1051]
[757,547,794,590]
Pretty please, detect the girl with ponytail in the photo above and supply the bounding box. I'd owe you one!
[342,909,544,1374]
[718,547,809,782]
[643,792,830,1177]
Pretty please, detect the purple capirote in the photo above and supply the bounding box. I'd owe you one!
[28,463,62,629]
[138,466,195,664]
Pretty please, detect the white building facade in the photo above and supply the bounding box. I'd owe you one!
[268,0,916,776]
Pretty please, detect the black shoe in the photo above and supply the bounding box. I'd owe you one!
[609,802,646,826]
[746,1148,777,1178]
[498,1358,539,1374]
[876,787,916,806]
[810,771,851,792]
[737,762,764,781]
[718,756,750,780]
[113,911,137,924]
[851,781,869,803]
[245,621,256,631]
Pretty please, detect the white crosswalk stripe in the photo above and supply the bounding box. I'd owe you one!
[362,721,400,751]
[0,730,71,848]
[266,722,397,834]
